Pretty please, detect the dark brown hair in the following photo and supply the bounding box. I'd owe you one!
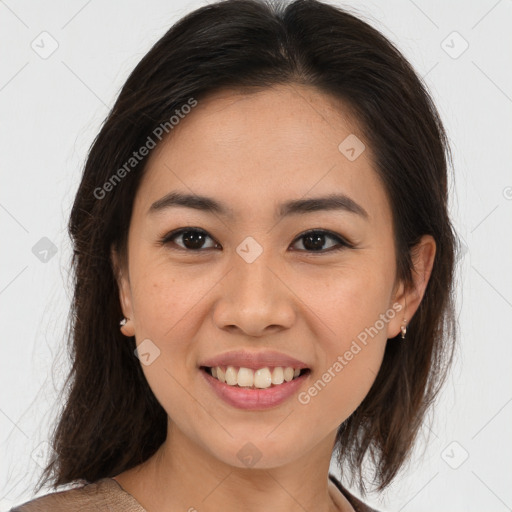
[38,0,457,494]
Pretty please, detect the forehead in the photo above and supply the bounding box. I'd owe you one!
[134,84,391,224]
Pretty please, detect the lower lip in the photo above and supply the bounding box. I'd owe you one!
[200,368,310,410]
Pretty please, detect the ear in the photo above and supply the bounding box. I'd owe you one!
[387,235,436,338]
[111,245,135,337]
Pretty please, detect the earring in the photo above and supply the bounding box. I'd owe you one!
[400,319,407,340]
[119,317,128,327]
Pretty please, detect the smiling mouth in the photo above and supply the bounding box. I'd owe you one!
[200,365,310,389]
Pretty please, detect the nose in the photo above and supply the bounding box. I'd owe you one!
[212,251,296,337]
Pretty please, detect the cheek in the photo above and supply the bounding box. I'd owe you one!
[300,348,385,436]
[294,257,394,343]
[130,259,211,344]
[298,309,388,432]
[292,262,391,421]
[128,265,207,425]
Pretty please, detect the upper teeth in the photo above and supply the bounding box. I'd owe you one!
[210,366,302,388]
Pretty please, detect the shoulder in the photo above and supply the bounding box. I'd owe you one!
[328,473,380,512]
[9,477,145,512]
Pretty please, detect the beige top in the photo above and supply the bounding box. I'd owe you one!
[10,474,378,512]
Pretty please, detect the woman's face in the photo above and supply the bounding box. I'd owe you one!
[115,84,418,469]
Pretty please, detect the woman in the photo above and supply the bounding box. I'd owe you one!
[11,0,457,510]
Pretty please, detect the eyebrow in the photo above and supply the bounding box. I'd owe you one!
[148,191,369,220]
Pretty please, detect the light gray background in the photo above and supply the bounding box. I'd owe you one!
[1,0,511,511]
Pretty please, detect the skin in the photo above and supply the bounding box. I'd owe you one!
[111,84,436,512]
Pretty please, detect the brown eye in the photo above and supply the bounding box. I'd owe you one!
[290,230,352,253]
[162,228,219,251]
[160,227,352,254]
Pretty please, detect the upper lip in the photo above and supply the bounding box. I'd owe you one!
[200,350,310,370]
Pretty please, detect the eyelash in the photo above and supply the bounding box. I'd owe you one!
[158,227,354,254]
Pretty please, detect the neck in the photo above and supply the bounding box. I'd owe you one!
[118,420,351,512]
